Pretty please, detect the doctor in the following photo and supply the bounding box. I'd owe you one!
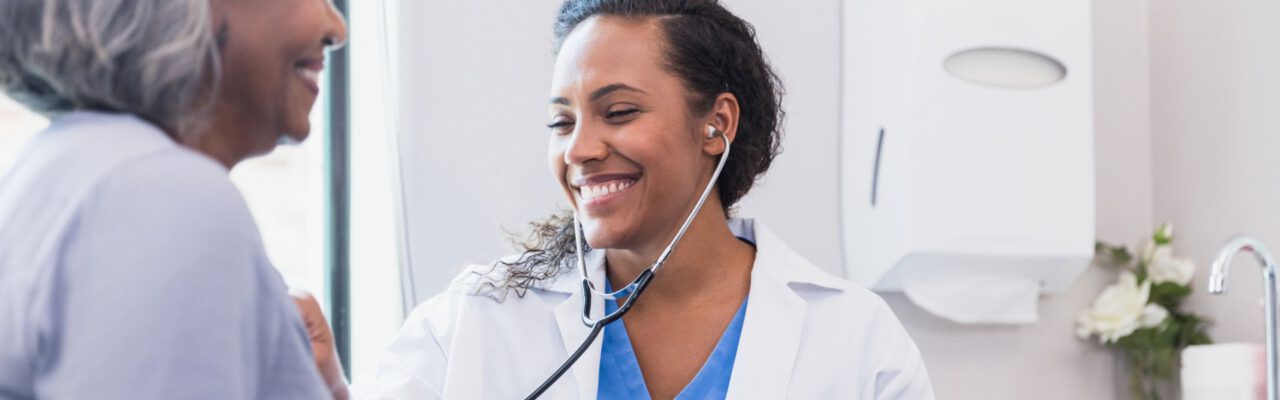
[301,0,933,398]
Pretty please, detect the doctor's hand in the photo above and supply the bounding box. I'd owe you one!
[290,289,350,400]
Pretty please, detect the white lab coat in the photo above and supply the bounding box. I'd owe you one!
[355,219,934,399]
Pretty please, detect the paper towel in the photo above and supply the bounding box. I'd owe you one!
[1182,343,1265,400]
[901,273,1040,324]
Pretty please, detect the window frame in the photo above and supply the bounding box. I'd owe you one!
[324,0,353,380]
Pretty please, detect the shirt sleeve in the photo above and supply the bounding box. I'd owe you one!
[36,151,291,399]
[350,293,452,400]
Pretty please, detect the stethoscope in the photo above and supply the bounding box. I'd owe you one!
[524,126,732,399]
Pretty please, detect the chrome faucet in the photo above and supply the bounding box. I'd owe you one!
[1208,235,1279,400]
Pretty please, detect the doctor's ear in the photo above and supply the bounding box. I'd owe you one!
[702,92,740,156]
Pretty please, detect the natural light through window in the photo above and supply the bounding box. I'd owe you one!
[348,0,408,381]
[229,107,329,307]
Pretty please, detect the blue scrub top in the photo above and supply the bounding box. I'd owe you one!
[597,285,749,400]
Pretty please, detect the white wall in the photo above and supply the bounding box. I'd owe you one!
[396,0,565,298]
[727,1,845,272]
[1149,0,1280,347]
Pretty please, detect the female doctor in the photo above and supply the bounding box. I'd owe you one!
[299,0,934,398]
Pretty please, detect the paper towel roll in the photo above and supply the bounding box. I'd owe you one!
[1182,343,1265,400]
[901,273,1040,324]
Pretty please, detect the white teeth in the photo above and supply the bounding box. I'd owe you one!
[296,67,320,86]
[579,180,634,202]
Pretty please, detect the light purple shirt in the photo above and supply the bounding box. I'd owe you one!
[0,112,329,399]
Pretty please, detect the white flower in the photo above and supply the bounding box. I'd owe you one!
[1140,304,1169,328]
[1147,245,1196,286]
[1141,239,1158,266]
[1076,272,1152,343]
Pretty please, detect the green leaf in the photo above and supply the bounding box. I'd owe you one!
[1095,241,1135,267]
[1119,327,1156,350]
[1150,282,1192,308]
[1190,331,1213,345]
[1180,315,1214,346]
[1152,346,1176,378]
[1155,319,1180,347]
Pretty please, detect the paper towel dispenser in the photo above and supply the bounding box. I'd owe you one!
[839,0,1095,293]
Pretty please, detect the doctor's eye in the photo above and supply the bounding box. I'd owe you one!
[605,108,641,122]
[547,118,575,135]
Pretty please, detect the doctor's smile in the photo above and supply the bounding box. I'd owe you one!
[571,173,640,210]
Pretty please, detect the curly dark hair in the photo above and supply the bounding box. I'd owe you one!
[483,0,785,297]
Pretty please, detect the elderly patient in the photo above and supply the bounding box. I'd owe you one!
[0,0,347,398]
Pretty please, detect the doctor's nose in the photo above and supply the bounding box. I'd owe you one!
[563,127,610,166]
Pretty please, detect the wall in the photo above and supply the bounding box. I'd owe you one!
[727,1,845,272]
[396,0,566,298]
[1150,0,1280,347]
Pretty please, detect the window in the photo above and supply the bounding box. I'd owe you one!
[229,99,330,311]
[232,0,413,378]
[347,0,409,380]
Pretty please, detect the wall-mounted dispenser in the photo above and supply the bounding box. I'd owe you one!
[840,0,1095,323]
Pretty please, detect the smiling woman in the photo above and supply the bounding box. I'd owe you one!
[0,0,348,398]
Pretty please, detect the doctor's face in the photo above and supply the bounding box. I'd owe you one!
[547,17,720,251]
[211,0,347,152]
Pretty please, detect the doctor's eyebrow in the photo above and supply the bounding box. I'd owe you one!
[549,83,647,105]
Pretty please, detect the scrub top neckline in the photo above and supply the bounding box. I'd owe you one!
[597,279,749,400]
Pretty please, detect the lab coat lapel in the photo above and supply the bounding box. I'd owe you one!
[727,261,807,399]
[551,249,607,400]
[725,221,845,399]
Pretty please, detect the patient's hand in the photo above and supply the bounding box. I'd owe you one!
[290,289,349,400]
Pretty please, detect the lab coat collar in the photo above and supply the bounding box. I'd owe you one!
[730,218,848,291]
[544,218,848,399]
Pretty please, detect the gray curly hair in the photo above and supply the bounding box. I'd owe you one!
[0,0,221,136]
